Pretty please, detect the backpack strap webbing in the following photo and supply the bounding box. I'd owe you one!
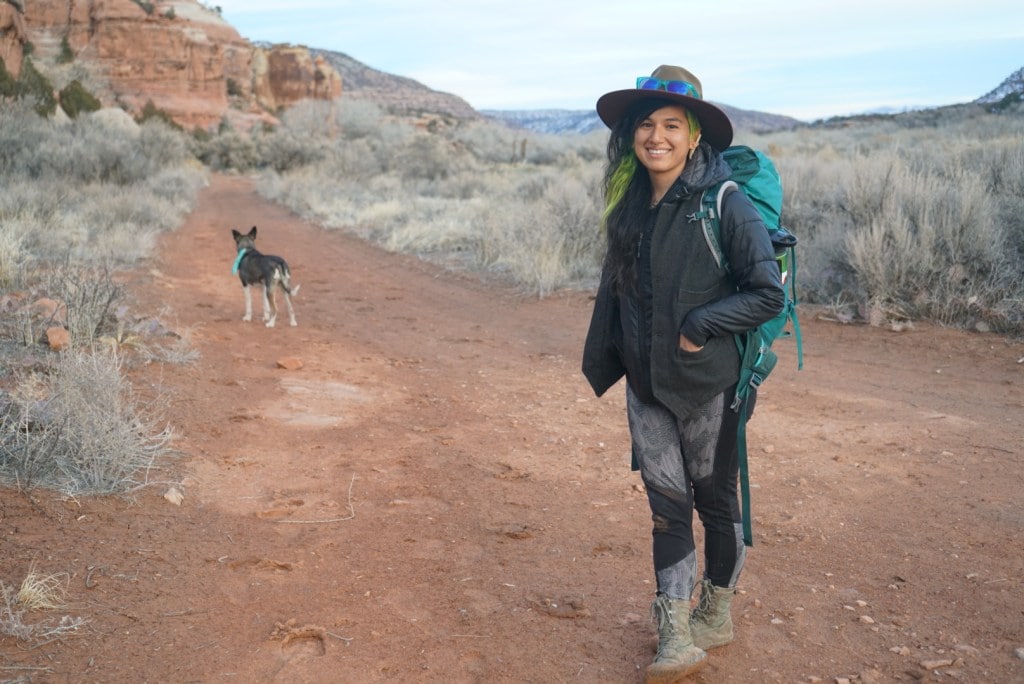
[737,410,753,547]
[786,246,805,370]
[733,330,767,548]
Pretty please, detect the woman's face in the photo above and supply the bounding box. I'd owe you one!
[632,104,697,183]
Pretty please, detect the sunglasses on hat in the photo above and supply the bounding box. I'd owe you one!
[635,77,699,99]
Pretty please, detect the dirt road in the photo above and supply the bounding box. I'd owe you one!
[3,174,1023,683]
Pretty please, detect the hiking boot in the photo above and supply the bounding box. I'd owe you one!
[690,578,736,650]
[644,594,706,683]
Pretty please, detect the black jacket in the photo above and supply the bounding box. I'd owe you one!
[582,143,785,420]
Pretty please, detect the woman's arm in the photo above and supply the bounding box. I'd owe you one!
[679,190,785,347]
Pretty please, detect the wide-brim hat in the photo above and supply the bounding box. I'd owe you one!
[596,65,733,151]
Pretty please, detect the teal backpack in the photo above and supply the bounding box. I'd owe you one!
[694,144,803,547]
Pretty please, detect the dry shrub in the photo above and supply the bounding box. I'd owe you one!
[477,166,603,295]
[0,347,175,495]
[255,114,605,296]
[252,96,1022,328]
[0,227,24,289]
[0,88,195,511]
[751,112,1024,332]
[45,260,122,346]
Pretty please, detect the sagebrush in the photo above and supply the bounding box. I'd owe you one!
[0,347,175,495]
[210,98,1023,331]
[0,104,201,495]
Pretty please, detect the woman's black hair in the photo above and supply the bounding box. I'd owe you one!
[601,98,675,294]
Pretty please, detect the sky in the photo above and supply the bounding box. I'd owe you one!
[210,0,1024,122]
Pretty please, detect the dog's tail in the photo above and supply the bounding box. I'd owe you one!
[273,265,300,296]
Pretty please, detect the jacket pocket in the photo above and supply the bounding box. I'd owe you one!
[673,331,730,361]
[676,282,721,306]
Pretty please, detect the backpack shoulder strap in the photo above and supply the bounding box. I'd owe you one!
[715,180,737,227]
[696,180,739,272]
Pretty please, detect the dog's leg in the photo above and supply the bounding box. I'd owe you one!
[282,285,297,327]
[264,284,277,328]
[243,285,253,322]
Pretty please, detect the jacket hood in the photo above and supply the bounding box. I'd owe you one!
[665,141,732,202]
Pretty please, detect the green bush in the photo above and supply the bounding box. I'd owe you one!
[58,80,101,119]
[0,57,17,98]
[57,36,74,64]
[0,57,57,116]
[256,131,326,172]
[136,99,181,130]
[989,92,1023,113]
[19,58,56,116]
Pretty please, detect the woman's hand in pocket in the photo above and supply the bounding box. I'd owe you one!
[679,335,704,353]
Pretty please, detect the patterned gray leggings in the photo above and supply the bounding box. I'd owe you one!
[626,385,746,600]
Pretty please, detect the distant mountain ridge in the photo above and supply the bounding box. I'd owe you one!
[307,47,479,120]
[305,47,802,133]
[479,110,600,135]
[299,47,1023,134]
[976,67,1024,104]
[482,104,804,135]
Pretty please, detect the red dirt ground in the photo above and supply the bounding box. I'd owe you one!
[2,174,1023,683]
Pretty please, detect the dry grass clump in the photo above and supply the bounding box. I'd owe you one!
[15,562,70,611]
[0,564,87,644]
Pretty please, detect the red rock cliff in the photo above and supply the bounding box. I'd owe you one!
[10,0,341,129]
[0,2,27,76]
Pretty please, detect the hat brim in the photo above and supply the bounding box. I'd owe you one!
[596,89,734,151]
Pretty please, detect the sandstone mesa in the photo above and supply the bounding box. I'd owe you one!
[3,0,342,129]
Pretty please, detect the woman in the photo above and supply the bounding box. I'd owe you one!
[582,65,785,682]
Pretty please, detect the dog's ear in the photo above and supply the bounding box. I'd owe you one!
[232,229,242,239]
[248,226,257,239]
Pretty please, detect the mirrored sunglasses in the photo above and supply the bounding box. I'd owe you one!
[636,77,699,98]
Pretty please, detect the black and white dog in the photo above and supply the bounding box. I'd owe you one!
[231,226,299,327]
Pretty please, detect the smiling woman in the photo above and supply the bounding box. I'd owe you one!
[582,64,786,682]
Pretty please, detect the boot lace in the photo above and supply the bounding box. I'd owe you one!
[652,595,677,629]
[692,580,714,622]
